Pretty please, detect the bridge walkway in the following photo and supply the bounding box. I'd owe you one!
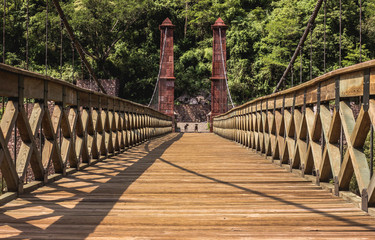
[0,133,374,239]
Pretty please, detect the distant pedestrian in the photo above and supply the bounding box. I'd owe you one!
[184,124,189,132]
[194,124,198,132]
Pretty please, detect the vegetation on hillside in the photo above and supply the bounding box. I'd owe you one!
[2,0,375,104]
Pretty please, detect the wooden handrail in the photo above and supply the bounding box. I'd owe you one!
[0,63,172,199]
[213,60,375,211]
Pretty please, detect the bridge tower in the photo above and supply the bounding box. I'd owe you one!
[158,18,175,117]
[210,18,228,132]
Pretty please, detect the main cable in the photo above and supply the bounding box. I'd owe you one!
[148,27,168,107]
[219,28,234,109]
[273,0,324,93]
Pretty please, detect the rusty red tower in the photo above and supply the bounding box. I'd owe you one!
[210,18,228,131]
[158,18,175,117]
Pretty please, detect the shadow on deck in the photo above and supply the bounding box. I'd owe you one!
[0,133,183,239]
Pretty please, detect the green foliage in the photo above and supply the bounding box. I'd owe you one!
[1,0,375,105]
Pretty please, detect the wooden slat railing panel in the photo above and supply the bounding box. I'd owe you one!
[0,64,172,200]
[213,60,375,210]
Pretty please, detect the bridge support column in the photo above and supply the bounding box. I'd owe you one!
[210,18,228,132]
[158,18,175,120]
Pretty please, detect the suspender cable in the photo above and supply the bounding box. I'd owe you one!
[310,24,313,81]
[148,28,167,107]
[323,0,327,72]
[2,0,6,63]
[219,28,234,108]
[339,0,342,67]
[291,66,294,87]
[359,0,362,63]
[72,42,75,83]
[300,46,303,84]
[273,0,324,93]
[26,0,29,70]
[81,59,84,84]
[45,0,49,75]
[60,19,63,79]
[338,0,343,164]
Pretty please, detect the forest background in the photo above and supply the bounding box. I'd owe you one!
[3,0,375,105]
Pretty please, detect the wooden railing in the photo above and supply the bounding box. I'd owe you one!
[213,60,375,211]
[0,64,172,198]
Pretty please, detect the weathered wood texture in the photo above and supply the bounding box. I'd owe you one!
[213,60,375,208]
[0,63,172,197]
[0,133,374,239]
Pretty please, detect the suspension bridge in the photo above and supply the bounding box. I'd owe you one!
[0,0,375,239]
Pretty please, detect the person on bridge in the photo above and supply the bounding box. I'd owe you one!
[184,124,189,132]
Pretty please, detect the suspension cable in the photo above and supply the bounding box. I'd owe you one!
[310,24,313,81]
[52,0,106,93]
[339,0,343,165]
[359,0,362,62]
[300,46,303,84]
[324,0,326,72]
[72,41,75,83]
[45,0,49,75]
[339,0,342,67]
[148,27,168,107]
[60,19,63,79]
[291,66,294,87]
[273,0,324,93]
[26,0,29,70]
[3,0,6,63]
[219,28,234,108]
[81,58,84,84]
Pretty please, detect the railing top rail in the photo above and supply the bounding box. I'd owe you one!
[215,59,375,118]
[0,63,171,119]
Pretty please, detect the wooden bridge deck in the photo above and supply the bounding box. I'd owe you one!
[0,133,375,239]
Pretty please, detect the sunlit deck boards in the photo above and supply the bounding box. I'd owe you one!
[0,133,375,239]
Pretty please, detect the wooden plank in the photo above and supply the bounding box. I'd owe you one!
[0,100,18,143]
[340,70,364,98]
[47,82,63,103]
[305,84,317,105]
[321,78,335,102]
[24,77,43,100]
[295,89,305,107]
[0,70,18,97]
[0,133,374,239]
[370,67,375,95]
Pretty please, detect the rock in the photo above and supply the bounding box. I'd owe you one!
[196,95,205,103]
[174,104,210,122]
[176,94,191,104]
[189,97,198,105]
